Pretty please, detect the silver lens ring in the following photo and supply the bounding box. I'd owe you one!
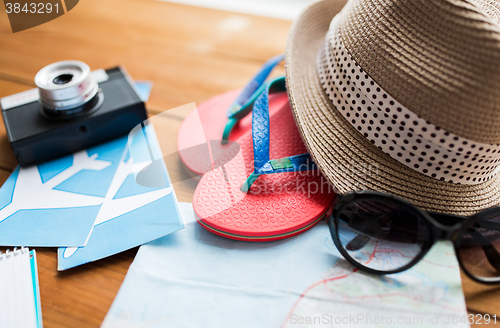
[35,60,98,110]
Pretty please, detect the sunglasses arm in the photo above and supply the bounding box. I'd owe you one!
[476,219,500,230]
[428,211,500,230]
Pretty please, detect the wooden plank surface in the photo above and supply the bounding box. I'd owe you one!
[0,0,498,327]
[0,0,286,113]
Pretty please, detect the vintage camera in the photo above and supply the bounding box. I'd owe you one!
[0,61,148,167]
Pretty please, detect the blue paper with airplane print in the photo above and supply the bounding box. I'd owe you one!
[0,123,184,259]
[0,81,164,248]
[0,81,184,268]
[57,123,185,270]
[0,144,115,247]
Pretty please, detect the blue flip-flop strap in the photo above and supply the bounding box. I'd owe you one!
[222,53,285,141]
[240,76,317,193]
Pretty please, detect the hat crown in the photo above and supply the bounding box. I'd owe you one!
[339,0,500,144]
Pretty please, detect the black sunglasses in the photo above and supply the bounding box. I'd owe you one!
[327,191,500,284]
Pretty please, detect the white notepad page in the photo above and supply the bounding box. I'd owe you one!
[0,248,38,328]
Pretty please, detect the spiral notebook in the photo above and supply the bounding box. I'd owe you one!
[0,248,43,328]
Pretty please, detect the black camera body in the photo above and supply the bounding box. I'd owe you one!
[1,63,147,167]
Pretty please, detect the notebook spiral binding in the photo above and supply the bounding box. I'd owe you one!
[0,247,29,261]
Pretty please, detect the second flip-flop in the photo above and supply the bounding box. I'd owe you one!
[177,54,285,178]
[193,77,335,241]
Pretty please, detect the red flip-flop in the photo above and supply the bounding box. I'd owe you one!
[177,54,284,178]
[193,77,335,241]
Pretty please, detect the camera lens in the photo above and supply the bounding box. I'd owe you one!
[34,60,99,117]
[52,74,74,85]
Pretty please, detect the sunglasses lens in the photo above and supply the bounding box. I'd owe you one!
[456,211,500,283]
[335,197,429,272]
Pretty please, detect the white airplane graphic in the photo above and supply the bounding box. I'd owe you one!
[62,156,173,258]
[0,151,111,223]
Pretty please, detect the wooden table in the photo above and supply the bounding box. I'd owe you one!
[0,0,498,326]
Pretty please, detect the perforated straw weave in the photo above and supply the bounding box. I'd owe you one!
[285,0,500,215]
[340,0,500,144]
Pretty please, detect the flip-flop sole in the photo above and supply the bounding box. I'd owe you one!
[193,99,335,241]
[194,212,327,242]
[177,89,286,177]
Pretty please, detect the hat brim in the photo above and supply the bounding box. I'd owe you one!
[285,0,500,214]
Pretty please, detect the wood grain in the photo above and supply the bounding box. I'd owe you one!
[0,0,287,114]
[0,0,498,327]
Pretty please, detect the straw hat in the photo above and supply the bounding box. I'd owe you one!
[285,0,500,214]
